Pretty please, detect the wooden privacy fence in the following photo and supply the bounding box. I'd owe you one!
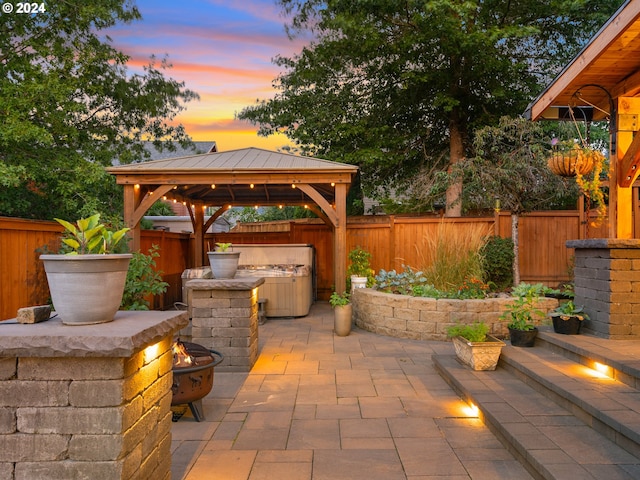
[0,210,609,320]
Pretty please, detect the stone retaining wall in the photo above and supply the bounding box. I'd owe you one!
[352,289,558,341]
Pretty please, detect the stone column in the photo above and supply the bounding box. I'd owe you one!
[567,239,640,339]
[186,277,264,371]
[0,310,188,480]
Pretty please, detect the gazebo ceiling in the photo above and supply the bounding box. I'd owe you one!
[525,0,640,122]
[107,147,358,208]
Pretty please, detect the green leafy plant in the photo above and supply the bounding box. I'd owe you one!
[500,283,545,331]
[446,320,489,343]
[215,242,232,252]
[55,214,129,254]
[329,291,350,307]
[121,245,169,310]
[548,300,589,321]
[375,267,429,295]
[347,247,375,285]
[480,236,514,291]
[511,282,554,298]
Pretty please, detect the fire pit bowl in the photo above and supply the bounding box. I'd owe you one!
[171,340,224,422]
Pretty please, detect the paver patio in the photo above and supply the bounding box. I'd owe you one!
[171,302,533,479]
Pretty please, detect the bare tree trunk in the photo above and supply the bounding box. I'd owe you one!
[512,213,520,285]
[445,116,464,217]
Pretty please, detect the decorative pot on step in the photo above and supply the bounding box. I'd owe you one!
[552,316,582,335]
[508,327,538,347]
[41,254,132,325]
[452,335,505,371]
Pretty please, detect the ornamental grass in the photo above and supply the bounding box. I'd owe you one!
[416,221,491,293]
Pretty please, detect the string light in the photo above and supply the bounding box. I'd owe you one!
[211,184,216,189]
[250,183,254,189]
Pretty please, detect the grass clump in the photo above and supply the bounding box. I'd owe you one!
[446,320,489,342]
[417,221,491,293]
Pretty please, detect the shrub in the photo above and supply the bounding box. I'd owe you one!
[121,245,169,310]
[480,236,514,291]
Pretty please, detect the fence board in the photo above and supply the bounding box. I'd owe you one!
[0,210,625,319]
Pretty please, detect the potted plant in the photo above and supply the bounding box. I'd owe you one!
[499,284,544,347]
[347,247,375,291]
[446,320,505,371]
[330,291,352,336]
[207,242,240,279]
[40,214,131,325]
[548,300,589,335]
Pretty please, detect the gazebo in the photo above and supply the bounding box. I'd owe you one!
[524,0,640,239]
[107,147,358,293]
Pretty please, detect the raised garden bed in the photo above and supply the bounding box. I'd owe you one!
[351,288,558,341]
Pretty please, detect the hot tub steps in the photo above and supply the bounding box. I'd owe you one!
[433,339,640,480]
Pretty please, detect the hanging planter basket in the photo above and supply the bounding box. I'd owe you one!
[547,145,599,177]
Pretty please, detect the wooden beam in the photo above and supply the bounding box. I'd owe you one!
[618,129,640,187]
[296,184,338,227]
[527,1,640,121]
[131,185,176,226]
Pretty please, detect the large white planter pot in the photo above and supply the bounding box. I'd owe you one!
[207,251,240,279]
[333,304,352,336]
[41,254,132,325]
[350,275,368,292]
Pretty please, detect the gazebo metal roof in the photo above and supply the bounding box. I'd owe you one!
[107,147,358,292]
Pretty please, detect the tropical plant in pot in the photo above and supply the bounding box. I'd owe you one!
[330,291,352,336]
[207,242,241,279]
[446,320,505,371]
[548,300,589,335]
[40,214,131,325]
[499,284,544,347]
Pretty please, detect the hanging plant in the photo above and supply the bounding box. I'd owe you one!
[547,135,608,227]
[547,141,602,177]
[575,146,607,225]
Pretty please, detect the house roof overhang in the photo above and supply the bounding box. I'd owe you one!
[524,0,640,122]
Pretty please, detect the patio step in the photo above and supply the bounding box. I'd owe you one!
[433,336,640,480]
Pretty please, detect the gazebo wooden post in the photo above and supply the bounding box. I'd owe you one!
[612,97,640,239]
[334,183,348,294]
[193,203,205,266]
[123,184,141,253]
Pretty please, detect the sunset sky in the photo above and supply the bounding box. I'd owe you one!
[109,0,308,151]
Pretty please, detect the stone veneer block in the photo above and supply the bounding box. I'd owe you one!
[186,277,264,372]
[567,238,640,339]
[352,289,557,341]
[0,310,188,480]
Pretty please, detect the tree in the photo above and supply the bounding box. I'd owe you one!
[460,116,580,284]
[238,0,621,215]
[0,1,199,220]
